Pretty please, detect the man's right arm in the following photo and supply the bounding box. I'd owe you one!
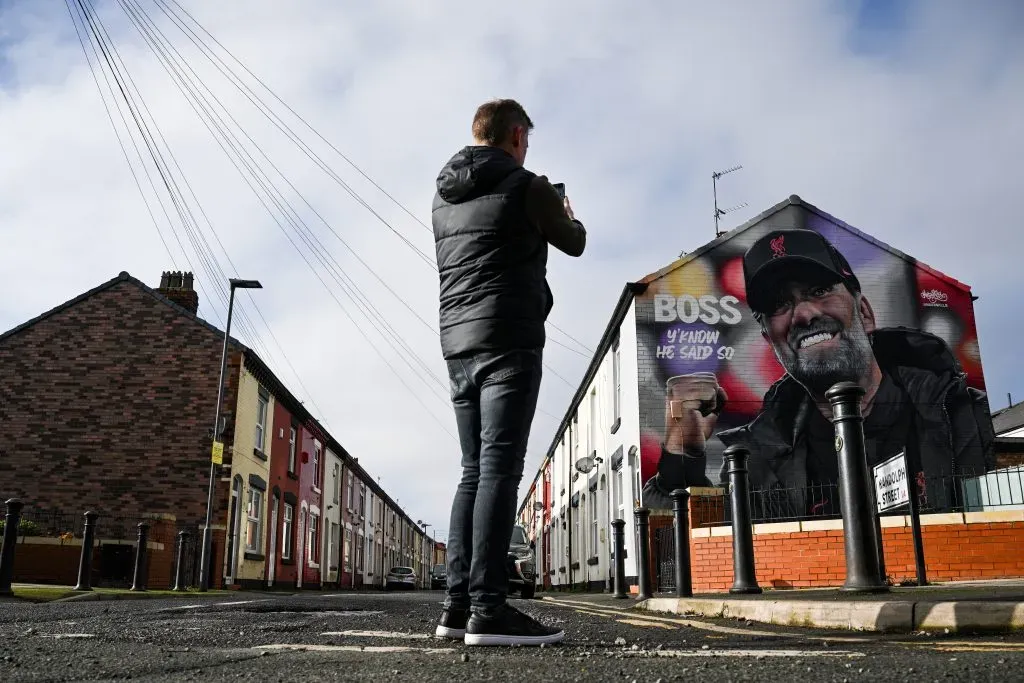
[525,175,586,257]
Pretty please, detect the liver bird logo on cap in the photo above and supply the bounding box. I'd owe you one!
[769,234,786,258]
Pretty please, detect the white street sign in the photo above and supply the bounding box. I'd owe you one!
[874,451,909,513]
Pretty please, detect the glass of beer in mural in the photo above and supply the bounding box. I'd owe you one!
[667,372,721,418]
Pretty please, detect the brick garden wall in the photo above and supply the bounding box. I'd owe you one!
[687,512,1024,592]
[4,517,184,590]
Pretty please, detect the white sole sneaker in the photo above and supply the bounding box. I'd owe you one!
[464,630,565,647]
[435,625,466,639]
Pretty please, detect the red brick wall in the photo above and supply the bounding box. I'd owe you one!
[689,520,1024,592]
[7,518,178,589]
[0,275,241,529]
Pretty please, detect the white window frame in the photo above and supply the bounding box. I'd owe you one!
[308,510,320,567]
[246,488,263,553]
[589,489,598,556]
[288,427,297,473]
[347,474,354,510]
[255,390,269,453]
[282,503,294,560]
[333,463,341,505]
[343,527,351,566]
[612,341,622,423]
[312,443,322,491]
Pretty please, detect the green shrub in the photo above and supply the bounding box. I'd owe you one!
[0,519,44,537]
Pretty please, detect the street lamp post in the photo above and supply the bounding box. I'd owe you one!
[198,278,263,592]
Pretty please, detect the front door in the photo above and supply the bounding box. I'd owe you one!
[267,495,278,587]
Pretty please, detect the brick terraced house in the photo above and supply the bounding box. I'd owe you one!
[0,270,436,590]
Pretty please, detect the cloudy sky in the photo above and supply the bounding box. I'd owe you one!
[2,0,1022,541]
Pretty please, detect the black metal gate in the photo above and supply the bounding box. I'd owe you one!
[654,526,675,594]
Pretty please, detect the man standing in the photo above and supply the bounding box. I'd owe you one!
[650,229,994,517]
[431,99,586,646]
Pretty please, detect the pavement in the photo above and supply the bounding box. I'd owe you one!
[1,589,1023,681]
[636,580,1024,634]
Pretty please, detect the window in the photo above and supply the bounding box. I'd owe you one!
[343,528,351,567]
[359,487,365,517]
[246,488,263,553]
[255,390,269,452]
[589,489,598,555]
[347,474,354,509]
[313,444,322,489]
[333,463,341,505]
[589,390,597,455]
[615,470,624,517]
[282,503,294,559]
[288,427,297,473]
[612,341,621,423]
[308,512,320,564]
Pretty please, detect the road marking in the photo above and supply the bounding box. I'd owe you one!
[214,599,271,606]
[616,618,679,630]
[37,634,93,640]
[163,605,206,611]
[320,630,432,639]
[642,649,865,658]
[542,597,873,643]
[254,644,453,655]
[895,640,1024,649]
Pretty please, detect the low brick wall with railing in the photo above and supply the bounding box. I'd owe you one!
[0,508,216,590]
[686,508,1024,592]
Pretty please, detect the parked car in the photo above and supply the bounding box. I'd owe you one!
[384,566,417,591]
[506,524,537,599]
[430,563,447,590]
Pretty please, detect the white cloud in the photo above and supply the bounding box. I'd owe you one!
[2,0,1022,539]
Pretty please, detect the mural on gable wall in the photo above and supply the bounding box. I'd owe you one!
[635,204,995,518]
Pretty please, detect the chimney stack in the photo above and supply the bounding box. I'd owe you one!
[157,270,199,315]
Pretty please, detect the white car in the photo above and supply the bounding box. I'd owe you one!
[385,566,417,591]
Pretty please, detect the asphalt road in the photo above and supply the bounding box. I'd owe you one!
[1,590,1022,682]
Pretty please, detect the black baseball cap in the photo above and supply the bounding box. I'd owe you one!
[742,229,861,315]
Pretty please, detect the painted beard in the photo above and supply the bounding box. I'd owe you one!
[772,309,874,397]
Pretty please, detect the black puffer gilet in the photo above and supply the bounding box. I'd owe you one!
[432,146,550,359]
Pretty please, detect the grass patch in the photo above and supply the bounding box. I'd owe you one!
[10,585,233,603]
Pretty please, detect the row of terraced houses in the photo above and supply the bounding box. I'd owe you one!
[0,270,444,590]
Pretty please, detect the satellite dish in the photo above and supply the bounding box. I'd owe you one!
[574,456,597,474]
[533,502,544,512]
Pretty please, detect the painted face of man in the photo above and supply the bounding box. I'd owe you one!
[762,274,877,397]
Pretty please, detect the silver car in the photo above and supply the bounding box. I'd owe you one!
[384,566,417,591]
[507,525,537,599]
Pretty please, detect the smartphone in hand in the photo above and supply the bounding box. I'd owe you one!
[552,182,566,199]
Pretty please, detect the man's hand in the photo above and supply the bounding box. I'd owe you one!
[563,196,576,221]
[664,376,727,455]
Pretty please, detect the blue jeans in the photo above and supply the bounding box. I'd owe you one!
[444,348,543,614]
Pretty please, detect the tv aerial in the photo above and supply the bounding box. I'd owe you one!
[712,165,747,238]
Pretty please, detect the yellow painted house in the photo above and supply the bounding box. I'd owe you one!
[223,360,275,585]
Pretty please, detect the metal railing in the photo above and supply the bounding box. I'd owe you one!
[710,467,1024,525]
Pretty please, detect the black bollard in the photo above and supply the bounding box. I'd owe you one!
[0,498,25,597]
[724,446,763,594]
[74,511,99,592]
[826,381,889,593]
[670,489,693,598]
[634,507,653,601]
[173,530,190,592]
[131,521,150,592]
[611,519,628,599]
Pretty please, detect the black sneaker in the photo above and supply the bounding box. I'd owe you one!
[434,606,469,639]
[464,603,565,647]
